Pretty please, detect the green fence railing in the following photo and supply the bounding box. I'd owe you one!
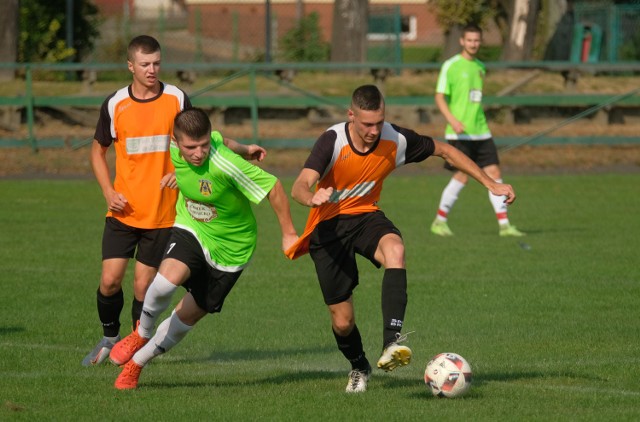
[1,61,640,151]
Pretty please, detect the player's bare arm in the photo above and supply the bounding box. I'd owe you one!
[291,168,333,208]
[433,140,516,205]
[223,137,267,162]
[435,92,464,134]
[266,179,299,252]
[90,140,128,212]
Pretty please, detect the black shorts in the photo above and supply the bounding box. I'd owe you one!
[444,138,500,171]
[164,228,241,314]
[309,211,401,305]
[101,217,172,268]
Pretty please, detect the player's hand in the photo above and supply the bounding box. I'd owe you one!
[309,187,333,207]
[451,120,465,134]
[490,183,516,205]
[107,191,128,213]
[160,172,177,189]
[245,145,267,162]
[281,233,299,253]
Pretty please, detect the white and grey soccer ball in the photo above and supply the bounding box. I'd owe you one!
[424,352,472,398]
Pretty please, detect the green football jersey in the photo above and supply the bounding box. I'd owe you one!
[170,131,277,271]
[436,54,492,140]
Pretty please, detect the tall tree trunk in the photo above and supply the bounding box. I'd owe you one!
[442,24,464,60]
[330,0,368,63]
[0,0,19,80]
[500,0,541,61]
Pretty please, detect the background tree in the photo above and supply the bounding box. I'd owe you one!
[330,0,368,63]
[0,0,19,80]
[431,0,547,62]
[430,0,496,59]
[19,0,101,64]
[280,12,330,62]
[496,0,541,61]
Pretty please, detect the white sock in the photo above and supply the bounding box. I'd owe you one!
[133,310,193,367]
[488,178,509,225]
[138,274,178,339]
[435,178,465,222]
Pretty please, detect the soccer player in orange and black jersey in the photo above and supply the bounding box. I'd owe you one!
[287,84,517,392]
[83,35,191,366]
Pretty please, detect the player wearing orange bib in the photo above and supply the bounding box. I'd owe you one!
[83,35,191,366]
[287,84,517,392]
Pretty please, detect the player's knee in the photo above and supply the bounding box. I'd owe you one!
[332,317,355,336]
[383,243,405,268]
[99,276,123,295]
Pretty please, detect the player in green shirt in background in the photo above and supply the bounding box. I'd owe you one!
[430,23,525,237]
[109,107,299,389]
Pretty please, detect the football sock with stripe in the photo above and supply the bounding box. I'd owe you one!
[97,288,123,338]
[131,298,143,331]
[436,178,465,221]
[133,310,192,366]
[381,268,407,347]
[333,325,369,371]
[138,273,178,339]
[488,178,509,225]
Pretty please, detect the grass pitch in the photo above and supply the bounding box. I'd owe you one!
[0,173,639,421]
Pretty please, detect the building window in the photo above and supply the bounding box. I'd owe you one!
[368,15,417,41]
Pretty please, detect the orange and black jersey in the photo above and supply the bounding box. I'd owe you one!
[285,121,435,259]
[94,82,191,229]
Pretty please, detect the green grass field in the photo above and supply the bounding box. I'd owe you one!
[1,173,639,421]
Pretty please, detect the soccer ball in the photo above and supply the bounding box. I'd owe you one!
[424,353,472,398]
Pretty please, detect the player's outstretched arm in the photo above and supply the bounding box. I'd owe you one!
[291,168,333,208]
[267,179,299,252]
[224,137,266,161]
[432,139,516,205]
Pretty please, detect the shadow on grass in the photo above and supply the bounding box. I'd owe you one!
[478,370,603,384]
[381,369,605,401]
[160,343,336,364]
[142,369,345,390]
[0,326,25,336]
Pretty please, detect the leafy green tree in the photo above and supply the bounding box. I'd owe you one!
[280,12,330,62]
[19,0,100,63]
[429,0,497,59]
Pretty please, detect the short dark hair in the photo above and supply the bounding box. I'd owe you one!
[462,23,482,37]
[173,108,212,142]
[351,84,384,111]
[127,35,161,61]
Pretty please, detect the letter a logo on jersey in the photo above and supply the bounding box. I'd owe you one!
[199,179,212,197]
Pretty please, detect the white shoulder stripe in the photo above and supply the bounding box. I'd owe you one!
[107,87,130,138]
[380,123,407,167]
[209,147,268,200]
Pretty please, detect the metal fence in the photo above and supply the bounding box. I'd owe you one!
[574,3,640,62]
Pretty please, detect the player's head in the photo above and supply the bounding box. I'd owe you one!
[127,35,162,88]
[173,108,212,167]
[348,85,385,147]
[127,35,161,62]
[460,23,482,58]
[351,84,385,111]
[461,23,482,38]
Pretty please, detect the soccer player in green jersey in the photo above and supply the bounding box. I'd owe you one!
[430,23,525,237]
[109,108,299,389]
